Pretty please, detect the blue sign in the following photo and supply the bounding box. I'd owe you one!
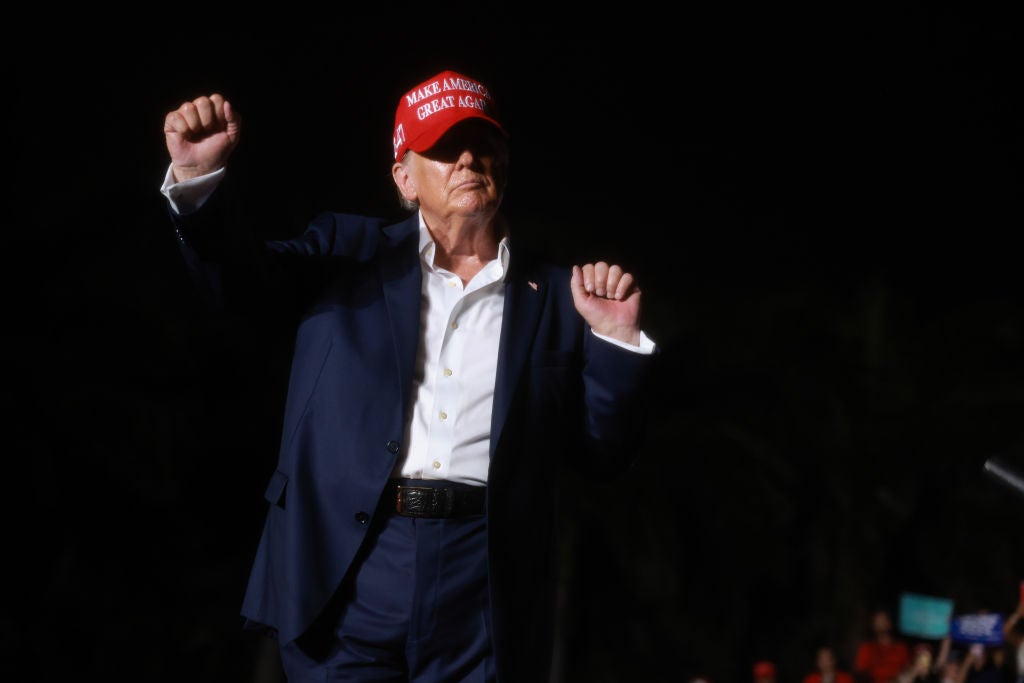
[899,592,954,639]
[949,613,1005,645]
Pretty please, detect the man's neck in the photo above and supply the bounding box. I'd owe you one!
[423,212,503,284]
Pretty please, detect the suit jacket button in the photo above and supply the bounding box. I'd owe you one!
[355,512,369,524]
[385,440,400,454]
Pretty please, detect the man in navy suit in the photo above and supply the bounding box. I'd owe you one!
[160,68,657,682]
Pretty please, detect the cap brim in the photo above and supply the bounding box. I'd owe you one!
[404,110,507,156]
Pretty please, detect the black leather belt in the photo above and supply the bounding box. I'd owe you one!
[385,479,486,518]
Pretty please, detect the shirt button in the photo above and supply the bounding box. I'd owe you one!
[385,440,400,454]
[439,411,448,421]
[355,512,369,524]
[432,460,441,469]
[450,321,458,330]
[443,368,453,377]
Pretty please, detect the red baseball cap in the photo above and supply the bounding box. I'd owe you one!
[392,69,506,161]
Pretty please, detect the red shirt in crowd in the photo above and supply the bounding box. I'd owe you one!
[854,641,910,683]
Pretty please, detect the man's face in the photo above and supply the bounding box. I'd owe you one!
[872,611,892,635]
[406,120,508,221]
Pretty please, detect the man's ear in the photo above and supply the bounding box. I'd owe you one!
[392,161,417,203]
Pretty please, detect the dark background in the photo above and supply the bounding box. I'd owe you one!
[7,7,1023,683]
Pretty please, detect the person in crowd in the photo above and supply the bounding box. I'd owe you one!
[956,643,1004,683]
[804,644,855,683]
[854,608,912,683]
[755,660,779,683]
[900,642,942,683]
[1003,593,1024,683]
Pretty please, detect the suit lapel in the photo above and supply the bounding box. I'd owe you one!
[380,216,422,422]
[490,272,546,457]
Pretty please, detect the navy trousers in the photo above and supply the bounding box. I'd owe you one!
[278,489,495,682]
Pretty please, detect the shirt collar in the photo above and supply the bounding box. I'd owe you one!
[417,211,511,280]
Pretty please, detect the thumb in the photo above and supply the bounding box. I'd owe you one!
[224,100,242,143]
[569,265,590,312]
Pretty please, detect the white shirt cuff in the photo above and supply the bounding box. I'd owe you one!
[159,164,226,216]
[591,329,656,354]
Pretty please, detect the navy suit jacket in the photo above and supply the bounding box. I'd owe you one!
[172,195,655,681]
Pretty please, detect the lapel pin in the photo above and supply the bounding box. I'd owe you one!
[528,281,538,291]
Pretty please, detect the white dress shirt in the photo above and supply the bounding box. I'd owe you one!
[398,223,508,485]
[160,166,656,486]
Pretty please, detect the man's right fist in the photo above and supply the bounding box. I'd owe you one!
[164,93,241,182]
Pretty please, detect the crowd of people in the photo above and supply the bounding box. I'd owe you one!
[690,594,1024,683]
[845,602,1024,683]
[812,601,1021,683]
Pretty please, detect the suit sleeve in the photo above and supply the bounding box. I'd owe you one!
[168,178,385,317]
[573,330,660,478]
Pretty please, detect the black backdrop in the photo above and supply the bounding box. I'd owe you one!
[7,8,1023,683]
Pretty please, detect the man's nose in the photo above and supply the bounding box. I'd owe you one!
[455,148,480,167]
